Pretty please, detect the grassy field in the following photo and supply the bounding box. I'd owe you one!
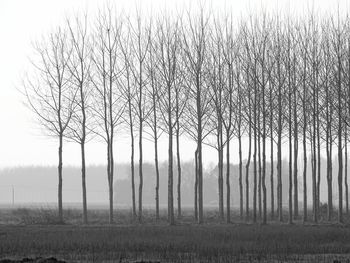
[1,208,350,262]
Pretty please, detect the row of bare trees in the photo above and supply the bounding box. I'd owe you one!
[24,7,350,225]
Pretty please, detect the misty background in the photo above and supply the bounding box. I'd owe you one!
[1,0,349,209]
[0,158,342,207]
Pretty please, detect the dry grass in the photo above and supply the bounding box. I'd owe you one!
[0,208,350,262]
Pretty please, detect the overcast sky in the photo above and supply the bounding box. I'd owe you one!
[0,0,349,168]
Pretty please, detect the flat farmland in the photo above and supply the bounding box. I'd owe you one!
[1,217,350,262]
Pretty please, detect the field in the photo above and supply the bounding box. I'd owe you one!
[1,208,350,262]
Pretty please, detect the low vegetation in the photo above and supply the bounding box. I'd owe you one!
[1,208,350,262]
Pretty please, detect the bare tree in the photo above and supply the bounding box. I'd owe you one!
[221,19,243,222]
[66,14,93,224]
[119,28,137,220]
[144,31,162,221]
[182,8,211,224]
[175,76,187,220]
[258,17,271,224]
[241,23,253,220]
[297,20,311,222]
[129,11,151,223]
[24,27,75,223]
[274,19,287,222]
[91,8,124,224]
[331,16,345,223]
[154,15,183,225]
[205,19,225,221]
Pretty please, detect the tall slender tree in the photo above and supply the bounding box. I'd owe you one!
[66,15,92,224]
[91,8,125,224]
[24,28,75,223]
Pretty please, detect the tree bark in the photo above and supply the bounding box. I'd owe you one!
[312,77,317,223]
[194,148,198,221]
[269,81,275,220]
[217,125,224,221]
[138,114,143,223]
[326,115,332,221]
[176,117,182,219]
[197,75,204,224]
[345,130,348,214]
[302,63,308,223]
[226,131,231,223]
[316,86,321,221]
[288,54,293,224]
[253,70,258,223]
[168,83,174,225]
[81,142,87,224]
[246,84,252,221]
[155,133,160,221]
[338,53,343,224]
[130,123,136,220]
[258,123,262,221]
[58,135,63,223]
[293,75,298,220]
[238,133,243,221]
[277,57,283,222]
[138,60,143,223]
[262,74,267,225]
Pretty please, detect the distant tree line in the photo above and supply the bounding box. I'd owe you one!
[23,6,350,225]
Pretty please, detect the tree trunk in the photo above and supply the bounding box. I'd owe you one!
[293,82,298,220]
[198,137,203,224]
[128,80,136,220]
[258,127,262,220]
[326,121,332,221]
[109,138,114,225]
[288,119,293,224]
[288,72,293,224]
[312,84,317,223]
[81,142,87,224]
[106,141,112,224]
[302,56,307,223]
[253,81,257,223]
[239,134,243,220]
[303,119,308,223]
[316,104,321,221]
[131,131,136,220]
[138,57,144,223]
[253,125,257,223]
[329,135,333,219]
[338,58,343,223]
[262,89,267,225]
[217,127,224,221]
[138,119,143,223]
[345,131,348,215]
[168,81,174,225]
[338,128,343,223]
[246,91,252,221]
[58,135,63,223]
[277,67,283,222]
[194,148,198,221]
[270,83,274,220]
[176,121,182,219]
[155,135,160,221]
[80,82,88,225]
[197,77,203,224]
[226,131,231,223]
[270,137,274,220]
[108,169,113,225]
[168,120,174,225]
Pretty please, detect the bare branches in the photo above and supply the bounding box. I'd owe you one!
[23,5,350,225]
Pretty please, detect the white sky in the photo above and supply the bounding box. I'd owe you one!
[0,0,349,168]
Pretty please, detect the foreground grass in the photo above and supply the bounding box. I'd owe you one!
[1,223,350,262]
[1,208,350,262]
